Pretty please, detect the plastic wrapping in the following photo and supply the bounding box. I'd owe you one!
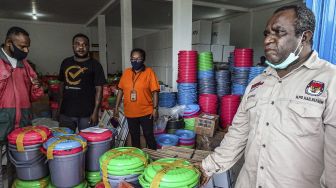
[158,105,186,121]
[154,116,169,133]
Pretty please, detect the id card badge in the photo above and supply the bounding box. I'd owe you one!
[130,90,137,102]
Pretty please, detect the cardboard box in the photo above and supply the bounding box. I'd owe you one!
[195,113,219,137]
[192,20,212,44]
[222,45,235,62]
[192,44,211,53]
[210,45,224,62]
[211,21,230,45]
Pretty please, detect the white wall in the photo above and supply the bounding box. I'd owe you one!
[214,1,301,64]
[215,13,252,49]
[133,29,173,87]
[88,26,157,74]
[0,18,156,75]
[0,18,87,74]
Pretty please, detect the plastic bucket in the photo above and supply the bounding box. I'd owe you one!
[8,144,42,162]
[47,180,88,188]
[106,175,140,188]
[48,151,85,188]
[86,138,113,171]
[8,151,49,180]
[104,173,139,180]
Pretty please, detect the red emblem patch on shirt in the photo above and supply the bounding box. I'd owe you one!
[305,80,324,96]
[250,81,264,92]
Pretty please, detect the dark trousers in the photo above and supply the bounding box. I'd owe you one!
[59,114,91,132]
[126,115,157,150]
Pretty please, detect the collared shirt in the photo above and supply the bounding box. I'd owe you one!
[202,51,336,188]
[118,67,160,118]
[1,48,17,68]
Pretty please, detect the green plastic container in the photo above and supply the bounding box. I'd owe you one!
[12,176,49,188]
[48,80,60,85]
[86,171,102,187]
[139,158,200,188]
[47,180,88,188]
[108,96,116,106]
[184,118,196,131]
[179,145,195,149]
[99,147,149,176]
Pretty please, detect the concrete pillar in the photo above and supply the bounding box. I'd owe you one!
[172,0,193,90]
[98,15,108,76]
[121,0,133,70]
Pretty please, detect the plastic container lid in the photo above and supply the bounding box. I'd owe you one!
[174,129,195,140]
[79,127,113,142]
[47,180,88,188]
[48,80,60,84]
[51,127,74,137]
[43,134,87,151]
[183,104,200,116]
[101,166,145,176]
[179,139,195,145]
[8,125,52,146]
[156,134,179,147]
[140,158,200,187]
[40,146,83,156]
[99,147,149,176]
[86,171,102,181]
[12,176,49,188]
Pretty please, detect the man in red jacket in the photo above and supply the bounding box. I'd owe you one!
[0,26,41,188]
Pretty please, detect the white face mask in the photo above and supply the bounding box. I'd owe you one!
[265,32,304,69]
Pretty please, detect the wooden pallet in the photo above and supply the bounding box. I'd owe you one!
[143,146,212,163]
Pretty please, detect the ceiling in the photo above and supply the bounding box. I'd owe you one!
[0,0,286,29]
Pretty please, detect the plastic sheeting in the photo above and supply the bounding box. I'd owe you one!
[306,0,336,64]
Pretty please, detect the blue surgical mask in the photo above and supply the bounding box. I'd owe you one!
[131,60,144,71]
[265,33,304,70]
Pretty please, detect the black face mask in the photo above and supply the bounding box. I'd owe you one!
[11,43,28,61]
[131,60,144,71]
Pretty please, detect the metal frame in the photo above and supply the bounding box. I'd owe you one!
[99,109,129,148]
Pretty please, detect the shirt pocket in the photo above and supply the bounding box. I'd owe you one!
[284,102,323,136]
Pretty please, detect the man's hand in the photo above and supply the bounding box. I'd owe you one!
[194,162,211,187]
[150,109,159,121]
[89,112,99,126]
[31,78,41,86]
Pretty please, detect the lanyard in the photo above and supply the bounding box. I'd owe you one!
[132,71,142,89]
